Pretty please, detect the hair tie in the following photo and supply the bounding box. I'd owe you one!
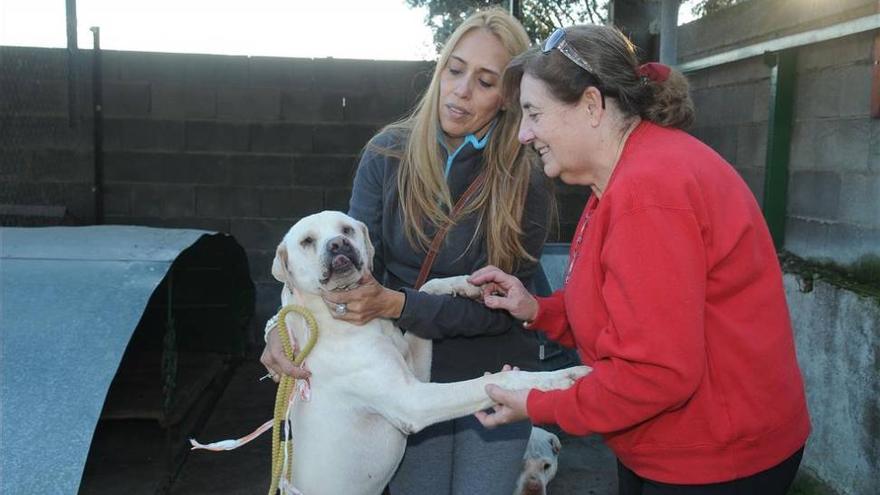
[637,62,671,83]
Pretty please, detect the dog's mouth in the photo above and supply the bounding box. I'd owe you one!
[320,252,363,289]
[332,253,354,271]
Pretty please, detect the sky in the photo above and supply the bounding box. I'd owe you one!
[0,0,699,61]
[0,0,438,60]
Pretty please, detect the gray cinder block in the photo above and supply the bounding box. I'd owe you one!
[217,87,281,121]
[248,123,312,153]
[259,187,323,218]
[195,186,261,218]
[185,121,250,152]
[291,154,357,187]
[788,170,842,220]
[226,154,294,186]
[128,183,195,218]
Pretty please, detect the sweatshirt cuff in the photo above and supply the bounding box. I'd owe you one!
[527,388,561,426]
[524,296,560,330]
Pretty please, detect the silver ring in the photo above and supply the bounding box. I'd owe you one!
[334,303,347,315]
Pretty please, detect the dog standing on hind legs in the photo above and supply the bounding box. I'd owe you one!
[266,211,590,495]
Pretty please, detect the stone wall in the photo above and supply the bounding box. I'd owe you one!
[785,275,879,495]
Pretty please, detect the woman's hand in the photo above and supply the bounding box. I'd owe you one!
[260,317,311,382]
[468,265,539,322]
[474,384,530,428]
[320,271,405,325]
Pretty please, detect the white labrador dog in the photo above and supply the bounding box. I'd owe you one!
[515,427,562,495]
[270,211,589,495]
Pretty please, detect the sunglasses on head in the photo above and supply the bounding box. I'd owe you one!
[542,27,609,108]
[542,28,596,74]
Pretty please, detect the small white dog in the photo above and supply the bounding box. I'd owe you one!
[515,427,562,495]
[270,211,590,495]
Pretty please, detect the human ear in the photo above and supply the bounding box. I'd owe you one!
[581,87,603,125]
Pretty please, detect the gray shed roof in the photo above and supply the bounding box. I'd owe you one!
[0,226,233,494]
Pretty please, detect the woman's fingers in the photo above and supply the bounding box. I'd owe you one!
[475,276,538,321]
[468,265,507,286]
[469,266,526,301]
[475,384,517,428]
[259,351,279,382]
[478,281,504,300]
[474,384,530,428]
[261,321,311,380]
[483,293,516,311]
[320,274,405,325]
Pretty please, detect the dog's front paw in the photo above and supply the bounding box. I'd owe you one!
[419,276,482,299]
[564,365,591,382]
[535,366,591,391]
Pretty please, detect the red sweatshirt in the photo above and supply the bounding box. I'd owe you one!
[526,122,810,484]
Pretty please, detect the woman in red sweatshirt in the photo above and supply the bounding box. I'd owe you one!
[469,25,810,494]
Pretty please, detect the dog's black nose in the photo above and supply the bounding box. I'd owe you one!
[328,236,353,255]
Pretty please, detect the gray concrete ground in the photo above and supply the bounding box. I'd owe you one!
[168,360,619,494]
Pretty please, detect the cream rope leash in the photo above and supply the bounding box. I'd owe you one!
[189,305,319,495]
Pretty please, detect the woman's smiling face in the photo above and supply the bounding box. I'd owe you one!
[517,73,592,183]
[438,28,510,148]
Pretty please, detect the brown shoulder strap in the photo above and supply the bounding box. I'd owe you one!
[413,173,487,290]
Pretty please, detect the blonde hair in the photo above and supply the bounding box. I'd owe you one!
[373,7,542,273]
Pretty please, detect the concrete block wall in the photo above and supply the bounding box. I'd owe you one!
[787,31,879,264]
[0,46,433,344]
[679,0,879,266]
[0,45,592,336]
[686,56,771,205]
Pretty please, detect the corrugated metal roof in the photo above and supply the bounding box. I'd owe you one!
[0,226,230,494]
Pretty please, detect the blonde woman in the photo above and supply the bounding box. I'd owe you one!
[261,7,552,494]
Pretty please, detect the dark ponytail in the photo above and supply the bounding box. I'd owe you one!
[503,25,695,130]
[642,67,694,129]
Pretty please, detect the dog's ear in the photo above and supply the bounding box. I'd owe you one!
[549,435,561,456]
[357,220,375,273]
[272,244,292,285]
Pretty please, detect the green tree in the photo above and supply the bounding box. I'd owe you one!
[690,0,745,17]
[407,0,747,51]
[404,0,608,48]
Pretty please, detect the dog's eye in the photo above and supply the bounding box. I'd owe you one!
[300,236,314,247]
[543,462,551,471]
[341,226,354,236]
